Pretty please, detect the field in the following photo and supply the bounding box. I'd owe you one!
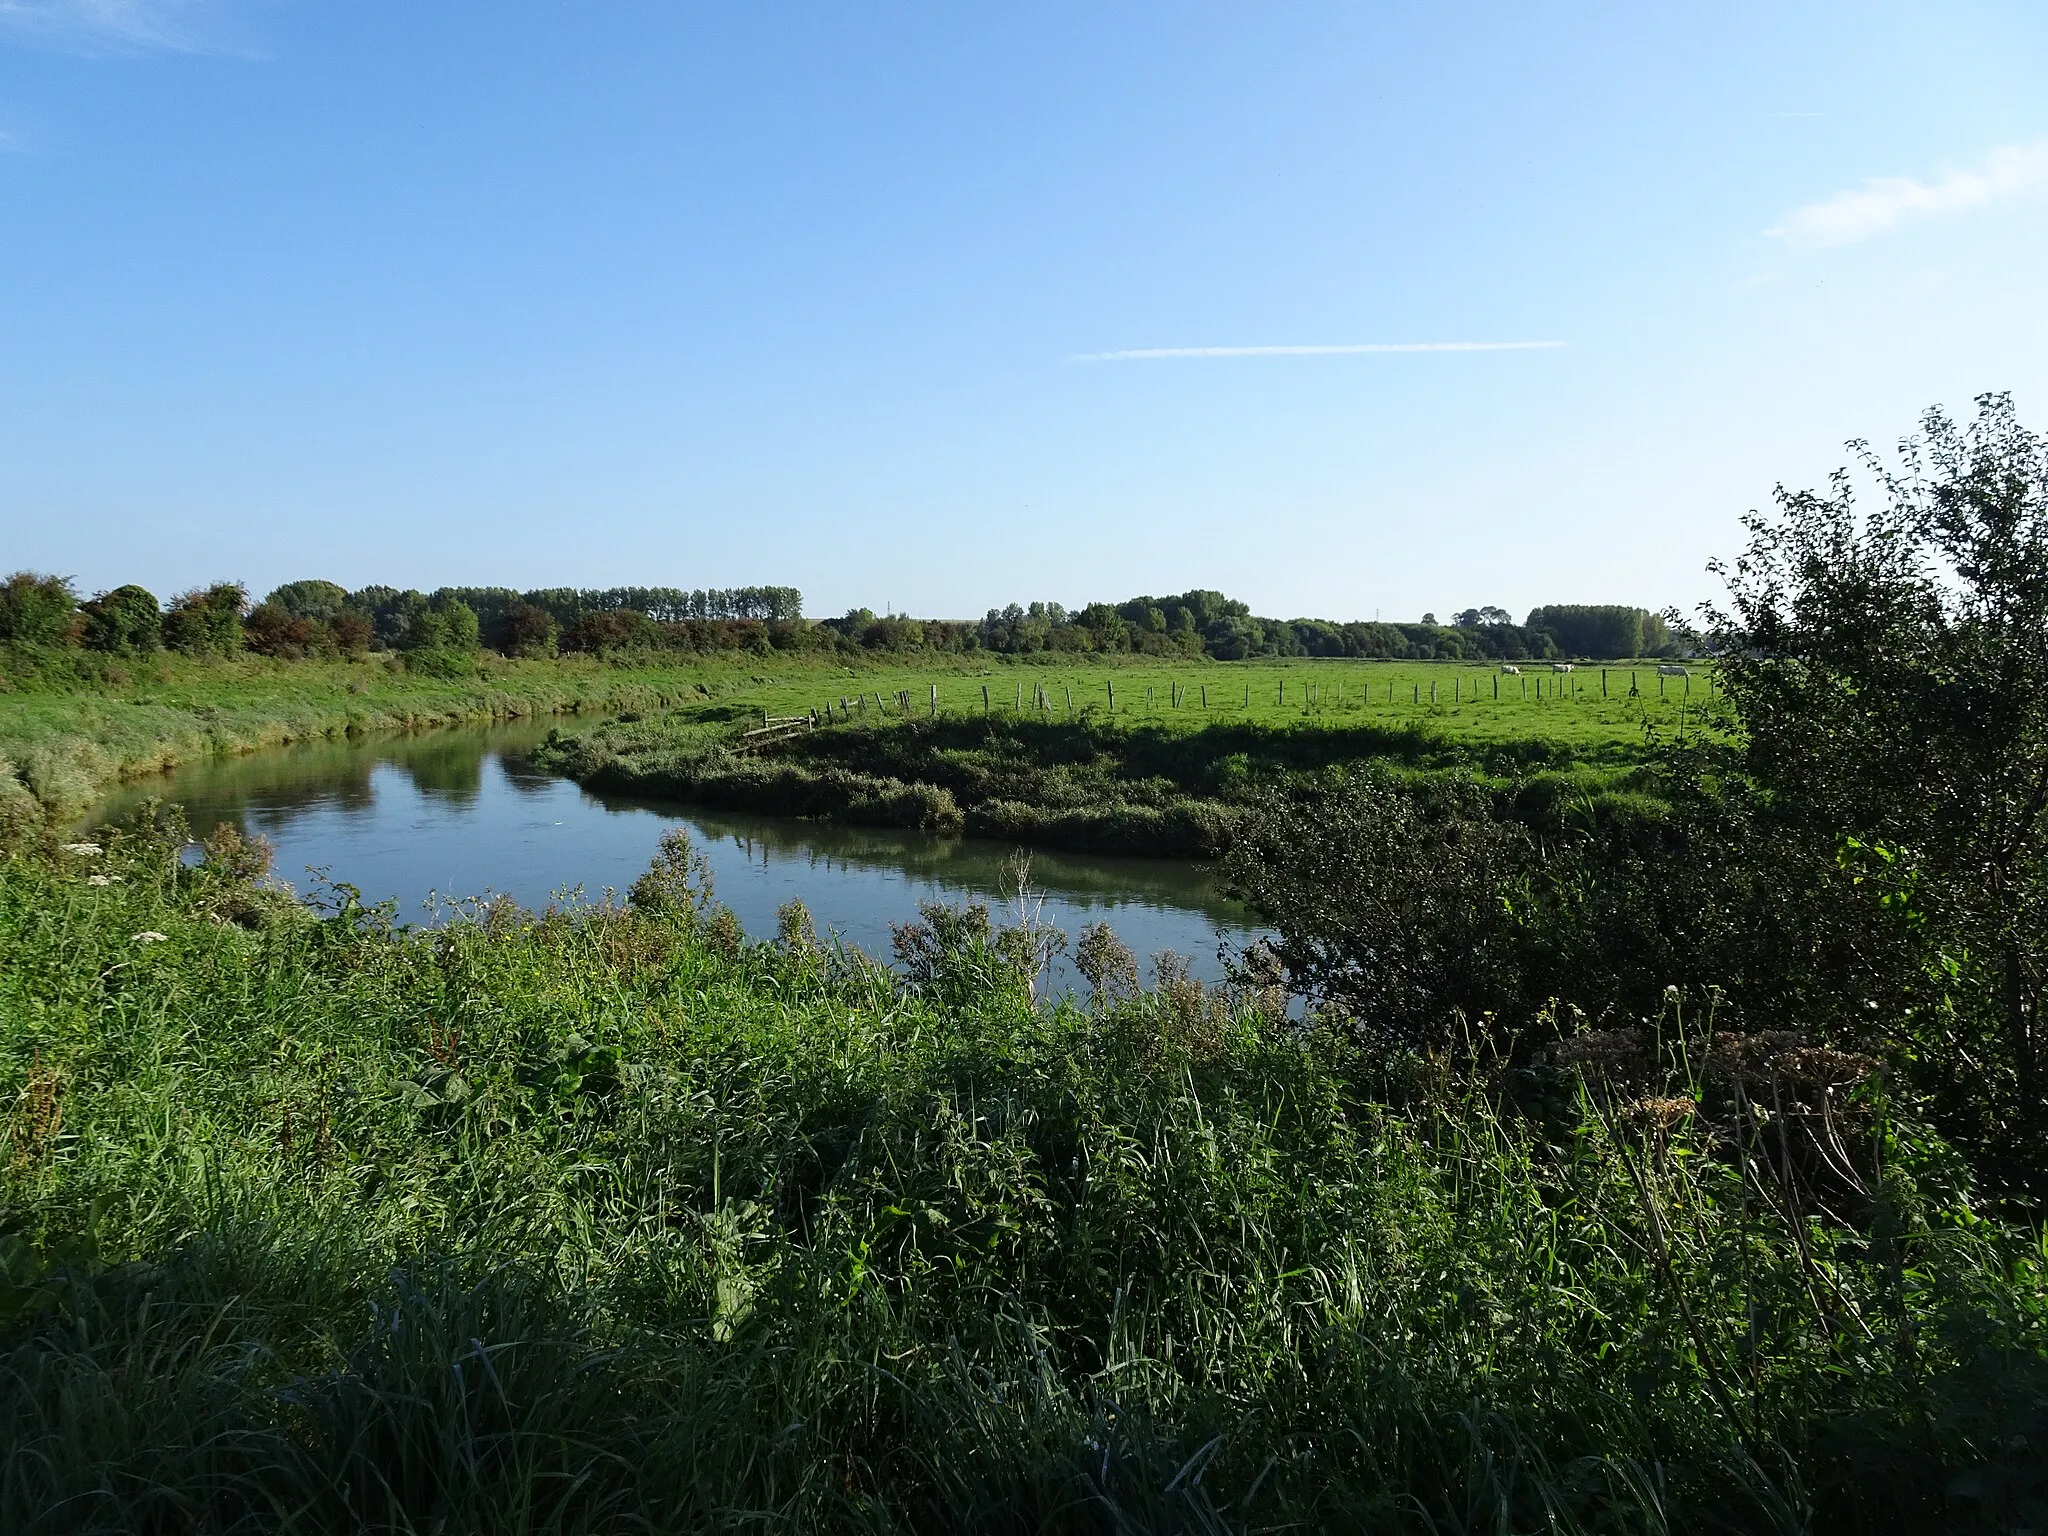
[0,651,1705,838]
[681,657,1708,755]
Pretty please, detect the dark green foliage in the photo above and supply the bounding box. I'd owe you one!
[1526,604,1669,659]
[1234,395,2048,1204]
[1709,391,2048,1197]
[496,601,559,657]
[241,601,327,658]
[162,583,248,656]
[966,593,1608,663]
[263,579,348,622]
[354,590,483,653]
[539,714,1592,859]
[77,584,161,653]
[518,585,803,624]
[0,573,77,649]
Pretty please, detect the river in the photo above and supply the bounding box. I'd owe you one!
[86,718,1260,990]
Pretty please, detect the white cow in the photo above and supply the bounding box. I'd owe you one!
[1657,665,1689,677]
[1499,664,1520,674]
[1551,662,1575,673]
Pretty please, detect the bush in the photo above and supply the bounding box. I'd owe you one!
[242,602,327,659]
[163,583,249,656]
[264,578,348,622]
[78,585,161,654]
[0,572,77,649]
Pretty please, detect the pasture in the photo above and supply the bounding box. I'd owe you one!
[701,657,1712,758]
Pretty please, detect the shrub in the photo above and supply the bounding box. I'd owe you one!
[264,578,348,621]
[494,601,558,657]
[0,572,78,649]
[162,583,248,656]
[78,585,161,653]
[242,602,325,659]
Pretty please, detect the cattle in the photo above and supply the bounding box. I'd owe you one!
[1551,662,1574,673]
[1657,664,1689,677]
[1499,664,1520,674]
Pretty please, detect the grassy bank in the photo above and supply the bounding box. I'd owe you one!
[0,653,717,833]
[0,649,1700,845]
[1,820,2042,1531]
[536,708,1670,858]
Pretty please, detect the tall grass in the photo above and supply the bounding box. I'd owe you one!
[1,821,2044,1531]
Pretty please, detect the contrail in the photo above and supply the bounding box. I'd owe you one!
[1071,340,1566,362]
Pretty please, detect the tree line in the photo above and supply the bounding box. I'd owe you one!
[0,580,806,662]
[828,596,1672,661]
[0,571,1672,665]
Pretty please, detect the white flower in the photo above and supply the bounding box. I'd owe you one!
[85,874,112,887]
[132,931,168,944]
[62,842,102,856]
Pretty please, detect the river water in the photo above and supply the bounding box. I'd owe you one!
[87,719,1259,989]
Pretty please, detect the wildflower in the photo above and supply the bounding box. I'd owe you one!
[62,842,103,856]
[131,931,169,944]
[85,874,112,887]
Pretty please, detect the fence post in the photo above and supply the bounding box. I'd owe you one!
[1494,675,1499,700]
[1147,686,1153,711]
[983,684,989,713]
[1107,680,1113,713]
[930,683,937,717]
[1660,673,1666,697]
[1602,669,1608,697]
[1430,681,1437,704]
[1065,685,1072,714]
[1412,684,1419,704]
[1202,684,1207,709]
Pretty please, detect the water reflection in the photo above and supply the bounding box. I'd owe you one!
[87,719,1259,988]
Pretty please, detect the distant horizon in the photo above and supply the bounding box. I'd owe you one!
[9,570,1675,635]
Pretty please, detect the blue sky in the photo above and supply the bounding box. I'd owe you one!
[2,2,2045,623]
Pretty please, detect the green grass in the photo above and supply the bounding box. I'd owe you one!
[743,657,1707,756]
[534,663,1692,859]
[0,821,2043,1532]
[0,650,1704,839]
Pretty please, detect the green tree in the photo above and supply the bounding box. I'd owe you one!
[1525,604,1651,658]
[163,583,247,656]
[0,572,78,648]
[265,579,348,622]
[1712,391,2048,1180]
[496,601,559,657]
[79,585,162,653]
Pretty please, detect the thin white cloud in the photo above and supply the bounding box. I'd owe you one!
[1770,140,2048,248]
[0,0,254,55]
[1072,340,1565,363]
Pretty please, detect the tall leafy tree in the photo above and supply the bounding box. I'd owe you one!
[79,585,162,653]
[0,572,78,648]
[1713,393,2048,1141]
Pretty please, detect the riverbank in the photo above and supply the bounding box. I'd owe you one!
[0,648,1699,848]
[1,817,2038,1531]
[535,709,1670,859]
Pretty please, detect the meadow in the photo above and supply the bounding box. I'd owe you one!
[0,649,1702,846]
